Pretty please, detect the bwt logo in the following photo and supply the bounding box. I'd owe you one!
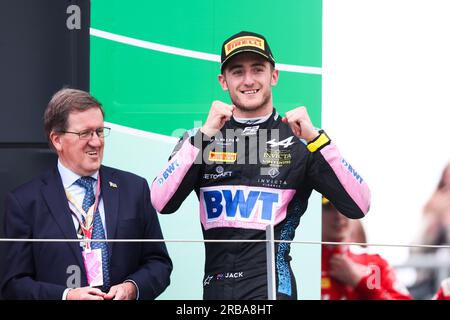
[341,159,364,184]
[203,189,279,220]
[157,160,180,185]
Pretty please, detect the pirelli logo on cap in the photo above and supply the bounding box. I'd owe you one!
[208,151,237,163]
[225,36,265,56]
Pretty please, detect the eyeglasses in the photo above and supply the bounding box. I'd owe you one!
[61,127,111,140]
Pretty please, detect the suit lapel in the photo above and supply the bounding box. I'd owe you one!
[100,166,119,258]
[41,168,85,270]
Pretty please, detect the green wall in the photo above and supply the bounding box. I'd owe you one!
[91,0,322,299]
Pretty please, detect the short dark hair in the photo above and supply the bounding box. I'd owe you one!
[44,88,104,147]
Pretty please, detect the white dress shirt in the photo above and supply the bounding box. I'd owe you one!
[58,160,107,238]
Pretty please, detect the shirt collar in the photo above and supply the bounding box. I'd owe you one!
[57,159,99,189]
[233,112,272,125]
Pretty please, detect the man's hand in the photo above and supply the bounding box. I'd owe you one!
[282,106,319,142]
[66,286,106,300]
[104,282,137,300]
[329,253,367,288]
[200,101,235,137]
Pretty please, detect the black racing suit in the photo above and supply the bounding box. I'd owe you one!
[151,109,371,300]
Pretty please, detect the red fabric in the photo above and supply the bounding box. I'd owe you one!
[321,246,412,300]
[433,279,450,300]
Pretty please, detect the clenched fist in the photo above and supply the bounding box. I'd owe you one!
[282,106,319,142]
[201,101,235,137]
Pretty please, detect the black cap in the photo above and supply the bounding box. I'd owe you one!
[220,31,275,72]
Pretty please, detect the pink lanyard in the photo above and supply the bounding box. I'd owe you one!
[66,175,102,252]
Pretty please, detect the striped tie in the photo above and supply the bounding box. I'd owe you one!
[75,176,111,290]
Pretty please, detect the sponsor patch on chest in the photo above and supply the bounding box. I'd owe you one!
[199,185,296,230]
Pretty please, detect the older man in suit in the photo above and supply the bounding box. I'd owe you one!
[1,88,172,300]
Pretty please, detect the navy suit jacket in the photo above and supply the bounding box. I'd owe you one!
[1,165,172,299]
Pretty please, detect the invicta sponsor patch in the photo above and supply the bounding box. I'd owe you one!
[225,36,265,56]
[208,151,237,163]
[262,150,292,167]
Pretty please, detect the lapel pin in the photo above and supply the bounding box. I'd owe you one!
[109,181,118,188]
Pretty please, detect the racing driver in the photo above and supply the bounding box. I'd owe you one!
[151,31,371,300]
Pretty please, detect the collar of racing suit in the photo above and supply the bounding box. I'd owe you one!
[233,113,272,125]
[228,108,280,129]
